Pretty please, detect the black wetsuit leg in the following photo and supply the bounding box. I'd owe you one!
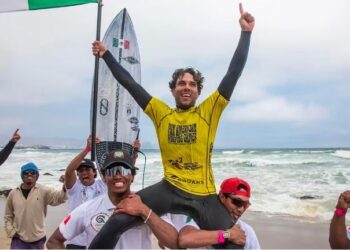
[88,180,174,249]
[167,186,241,249]
[198,195,241,249]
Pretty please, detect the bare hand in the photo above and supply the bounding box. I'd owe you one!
[229,224,246,246]
[133,140,141,151]
[239,3,255,32]
[336,190,350,210]
[114,194,149,217]
[92,41,107,58]
[85,135,100,152]
[59,175,65,183]
[11,129,21,143]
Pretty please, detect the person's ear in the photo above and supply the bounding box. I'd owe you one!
[218,192,226,203]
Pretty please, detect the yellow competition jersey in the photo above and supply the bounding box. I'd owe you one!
[144,90,228,195]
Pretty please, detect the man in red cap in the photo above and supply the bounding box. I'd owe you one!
[177,177,260,249]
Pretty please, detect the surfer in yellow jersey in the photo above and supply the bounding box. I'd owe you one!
[90,3,254,249]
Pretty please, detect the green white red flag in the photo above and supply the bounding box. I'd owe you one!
[113,38,130,49]
[0,0,97,13]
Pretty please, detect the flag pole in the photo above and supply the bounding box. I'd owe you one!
[91,0,103,161]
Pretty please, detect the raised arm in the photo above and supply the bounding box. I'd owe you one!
[0,129,20,166]
[92,41,152,110]
[115,194,179,249]
[65,135,98,189]
[218,3,255,100]
[329,191,350,249]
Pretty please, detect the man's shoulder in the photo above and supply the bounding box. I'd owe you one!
[237,219,253,230]
[237,219,258,238]
[146,97,170,111]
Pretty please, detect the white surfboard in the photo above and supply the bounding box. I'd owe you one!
[93,8,141,169]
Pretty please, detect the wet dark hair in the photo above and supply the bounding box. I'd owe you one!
[168,67,204,94]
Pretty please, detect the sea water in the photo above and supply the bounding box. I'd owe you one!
[1,147,349,222]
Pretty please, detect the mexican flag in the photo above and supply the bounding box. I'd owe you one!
[112,38,130,49]
[0,0,97,13]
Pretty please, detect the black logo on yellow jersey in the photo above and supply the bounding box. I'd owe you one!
[168,123,196,144]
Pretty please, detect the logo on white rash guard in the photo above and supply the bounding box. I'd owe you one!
[91,213,110,232]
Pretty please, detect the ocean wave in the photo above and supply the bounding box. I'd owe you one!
[332,150,350,159]
[292,149,334,154]
[226,158,331,168]
[222,150,244,155]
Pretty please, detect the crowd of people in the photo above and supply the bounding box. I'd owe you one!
[1,3,349,250]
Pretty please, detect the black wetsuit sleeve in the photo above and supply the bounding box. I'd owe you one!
[0,140,16,166]
[218,31,251,100]
[102,51,152,110]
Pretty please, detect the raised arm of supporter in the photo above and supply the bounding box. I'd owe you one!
[65,135,99,189]
[0,129,21,166]
[11,129,21,143]
[4,191,17,238]
[92,41,152,110]
[44,186,67,206]
[178,223,246,248]
[132,139,141,164]
[217,3,254,100]
[115,194,179,249]
[329,190,350,249]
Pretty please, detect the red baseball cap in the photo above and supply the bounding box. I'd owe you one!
[220,177,251,198]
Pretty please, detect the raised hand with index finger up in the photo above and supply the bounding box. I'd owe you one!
[239,3,255,32]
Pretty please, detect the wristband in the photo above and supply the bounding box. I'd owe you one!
[144,209,152,223]
[218,230,225,244]
[83,146,91,154]
[335,208,347,216]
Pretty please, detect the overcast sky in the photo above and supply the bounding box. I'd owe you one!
[0,0,349,149]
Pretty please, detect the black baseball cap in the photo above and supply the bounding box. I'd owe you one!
[77,158,96,171]
[102,150,138,172]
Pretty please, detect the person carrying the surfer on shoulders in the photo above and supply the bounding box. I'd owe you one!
[0,129,20,166]
[61,135,141,249]
[46,150,179,249]
[90,3,254,249]
[177,177,260,249]
[329,190,350,249]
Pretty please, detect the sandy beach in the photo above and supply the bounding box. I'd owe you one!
[0,197,330,249]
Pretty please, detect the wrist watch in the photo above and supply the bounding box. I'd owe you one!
[223,230,231,241]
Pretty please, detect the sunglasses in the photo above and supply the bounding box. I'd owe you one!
[23,170,37,176]
[105,165,132,177]
[225,194,251,208]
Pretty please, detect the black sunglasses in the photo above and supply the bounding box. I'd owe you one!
[225,194,250,208]
[23,170,37,176]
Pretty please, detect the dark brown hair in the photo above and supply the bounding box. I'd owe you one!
[168,67,204,94]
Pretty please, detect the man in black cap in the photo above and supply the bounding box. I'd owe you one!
[63,135,105,249]
[62,135,140,249]
[47,150,178,249]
